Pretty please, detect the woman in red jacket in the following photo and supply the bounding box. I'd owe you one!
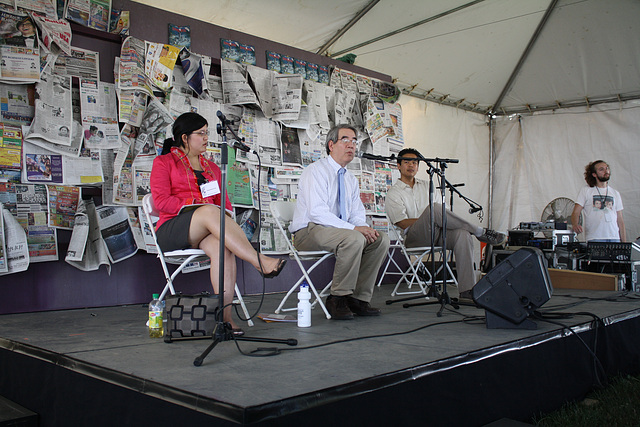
[150,112,286,335]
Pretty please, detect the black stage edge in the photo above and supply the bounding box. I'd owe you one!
[1,303,640,426]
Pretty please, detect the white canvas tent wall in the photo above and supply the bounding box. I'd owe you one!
[134,0,640,240]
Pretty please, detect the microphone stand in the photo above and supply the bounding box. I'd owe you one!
[401,158,459,316]
[194,113,296,366]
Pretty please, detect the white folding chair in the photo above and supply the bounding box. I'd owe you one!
[270,201,333,319]
[377,217,457,296]
[141,194,253,327]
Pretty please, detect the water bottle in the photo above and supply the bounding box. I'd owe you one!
[297,282,311,327]
[149,293,164,338]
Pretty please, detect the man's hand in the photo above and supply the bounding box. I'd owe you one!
[354,226,380,244]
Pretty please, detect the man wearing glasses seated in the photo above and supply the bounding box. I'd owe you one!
[290,124,390,320]
[386,148,506,302]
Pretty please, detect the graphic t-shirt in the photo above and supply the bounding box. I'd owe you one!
[575,185,623,241]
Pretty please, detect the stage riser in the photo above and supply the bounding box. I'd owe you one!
[1,316,639,426]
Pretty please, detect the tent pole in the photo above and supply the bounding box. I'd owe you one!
[316,0,380,56]
[330,0,485,58]
[488,116,495,229]
[492,0,559,112]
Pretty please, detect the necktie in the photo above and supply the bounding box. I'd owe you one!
[337,168,347,220]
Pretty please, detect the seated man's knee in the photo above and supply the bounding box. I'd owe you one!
[341,229,367,250]
[377,232,391,249]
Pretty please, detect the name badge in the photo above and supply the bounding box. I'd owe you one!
[200,180,220,198]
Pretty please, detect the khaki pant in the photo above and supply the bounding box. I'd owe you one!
[405,204,477,293]
[294,223,390,302]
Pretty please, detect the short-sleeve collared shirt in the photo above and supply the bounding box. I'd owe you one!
[386,178,429,225]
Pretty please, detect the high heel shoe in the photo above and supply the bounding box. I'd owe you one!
[260,258,287,279]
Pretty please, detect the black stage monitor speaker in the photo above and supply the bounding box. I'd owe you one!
[472,247,553,330]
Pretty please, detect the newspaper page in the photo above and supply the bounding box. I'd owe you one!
[339,69,358,93]
[0,204,29,275]
[206,74,223,102]
[244,64,274,117]
[65,198,111,272]
[0,123,22,170]
[100,148,115,204]
[358,173,376,214]
[95,204,138,263]
[79,78,120,149]
[0,83,35,125]
[0,182,58,263]
[271,73,302,122]
[245,65,303,122]
[112,131,134,205]
[144,41,180,91]
[356,74,373,95]
[132,159,151,205]
[46,184,80,229]
[126,206,144,253]
[65,0,111,32]
[177,49,208,96]
[118,36,153,95]
[0,11,40,83]
[280,125,302,166]
[137,205,157,253]
[334,88,357,126]
[301,81,330,129]
[38,41,58,76]
[386,101,403,143]
[22,119,83,158]
[226,148,252,207]
[221,60,258,106]
[298,126,325,167]
[249,165,274,210]
[31,12,72,55]
[65,199,90,261]
[237,108,281,165]
[22,139,104,185]
[13,0,57,16]
[364,96,392,145]
[117,89,147,127]
[53,46,99,80]
[25,70,73,146]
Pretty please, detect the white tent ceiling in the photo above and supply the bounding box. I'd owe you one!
[134,0,640,115]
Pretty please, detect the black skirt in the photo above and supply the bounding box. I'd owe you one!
[156,209,197,252]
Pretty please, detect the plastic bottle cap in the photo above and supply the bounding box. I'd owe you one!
[152,293,159,299]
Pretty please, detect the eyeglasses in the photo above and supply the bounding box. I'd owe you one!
[192,130,210,137]
[337,136,358,145]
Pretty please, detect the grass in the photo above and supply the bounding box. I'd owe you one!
[532,373,640,426]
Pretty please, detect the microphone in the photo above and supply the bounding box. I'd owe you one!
[228,139,252,153]
[357,151,394,162]
[217,110,251,152]
[469,206,482,214]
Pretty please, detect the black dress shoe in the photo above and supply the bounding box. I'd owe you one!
[346,296,381,316]
[260,258,287,278]
[326,295,354,320]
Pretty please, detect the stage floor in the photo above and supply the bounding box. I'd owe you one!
[2,285,640,426]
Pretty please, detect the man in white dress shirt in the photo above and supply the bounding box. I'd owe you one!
[386,148,506,301]
[290,124,390,320]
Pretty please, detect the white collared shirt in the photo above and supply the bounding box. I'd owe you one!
[386,178,429,225]
[290,156,367,232]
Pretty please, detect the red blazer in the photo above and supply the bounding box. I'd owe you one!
[150,147,232,229]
